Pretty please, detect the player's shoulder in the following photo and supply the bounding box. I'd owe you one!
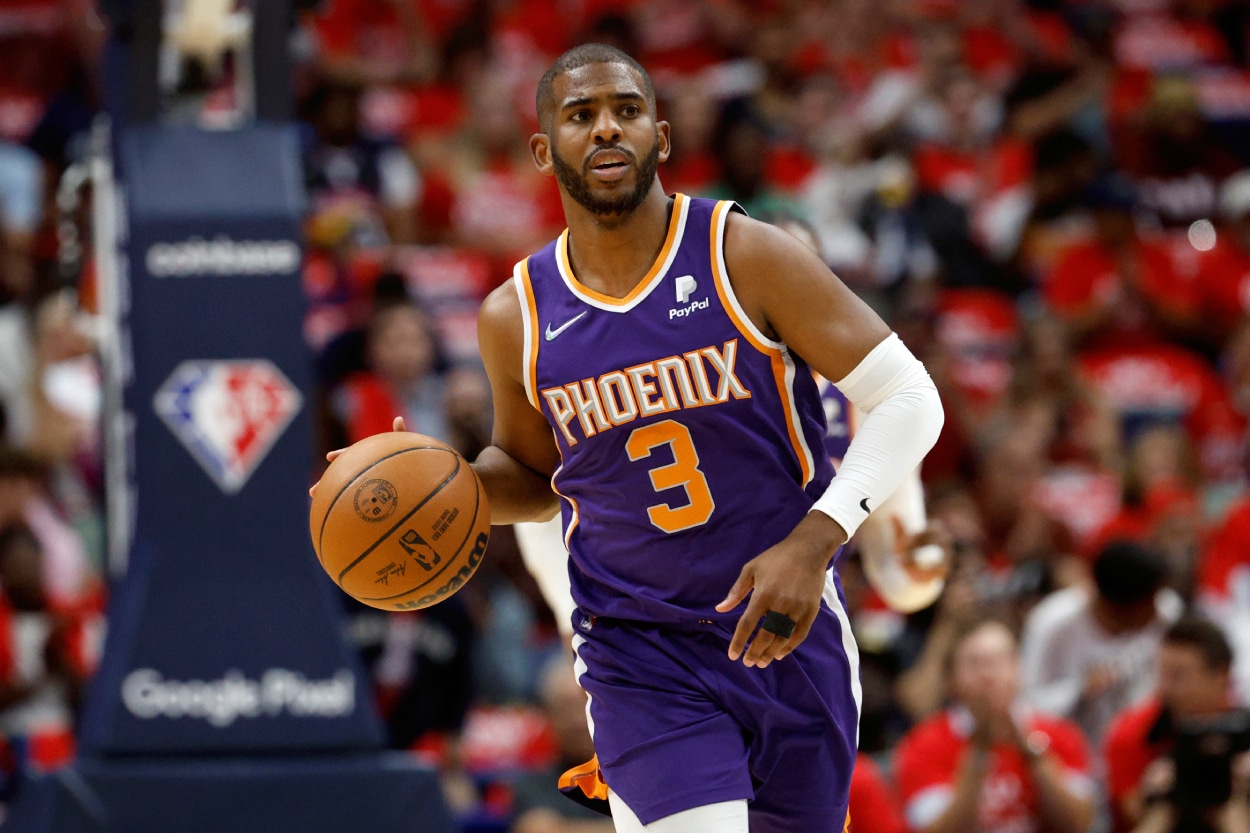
[721,208,813,270]
[477,266,527,372]
[480,270,524,324]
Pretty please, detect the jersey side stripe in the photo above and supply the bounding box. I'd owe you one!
[823,572,862,746]
[555,193,690,312]
[572,633,594,738]
[708,200,816,486]
[552,463,580,551]
[515,259,541,408]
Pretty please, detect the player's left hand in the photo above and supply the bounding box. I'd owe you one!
[309,417,408,497]
[716,512,847,668]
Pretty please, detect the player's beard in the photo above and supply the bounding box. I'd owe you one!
[552,136,661,222]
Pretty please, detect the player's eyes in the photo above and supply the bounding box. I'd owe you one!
[621,105,640,117]
[570,110,591,122]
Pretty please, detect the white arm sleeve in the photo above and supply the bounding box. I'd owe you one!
[810,333,944,541]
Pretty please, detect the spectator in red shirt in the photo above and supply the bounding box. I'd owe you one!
[1103,617,1249,833]
[850,753,907,833]
[330,300,449,446]
[1118,78,1241,233]
[418,66,564,276]
[1043,175,1201,351]
[309,0,445,86]
[894,616,1096,833]
[1197,171,1250,339]
[0,524,88,777]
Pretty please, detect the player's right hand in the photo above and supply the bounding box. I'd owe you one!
[309,417,408,497]
[716,511,847,669]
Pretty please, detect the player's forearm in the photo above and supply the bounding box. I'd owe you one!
[811,334,944,540]
[472,445,559,525]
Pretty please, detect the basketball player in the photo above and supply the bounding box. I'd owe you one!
[515,215,948,638]
[347,45,946,832]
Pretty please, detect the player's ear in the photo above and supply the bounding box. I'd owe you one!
[656,121,671,164]
[530,133,555,177]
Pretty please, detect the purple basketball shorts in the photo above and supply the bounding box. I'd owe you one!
[569,577,860,832]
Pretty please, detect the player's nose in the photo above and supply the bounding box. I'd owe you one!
[591,109,621,144]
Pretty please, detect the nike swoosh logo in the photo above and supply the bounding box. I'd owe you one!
[545,311,588,341]
[860,498,871,513]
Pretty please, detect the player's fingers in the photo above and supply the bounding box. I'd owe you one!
[771,614,816,662]
[715,564,755,613]
[727,594,766,661]
[393,416,407,432]
[326,448,346,462]
[308,480,320,498]
[743,628,777,668]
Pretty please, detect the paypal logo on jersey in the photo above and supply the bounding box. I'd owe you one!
[671,275,709,320]
[675,275,698,303]
[670,298,709,319]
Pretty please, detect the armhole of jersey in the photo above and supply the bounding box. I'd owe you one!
[708,200,784,353]
[513,260,541,408]
[708,200,816,487]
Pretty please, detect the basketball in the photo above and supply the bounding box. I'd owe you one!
[309,432,491,611]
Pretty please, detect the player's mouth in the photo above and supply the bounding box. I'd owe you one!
[587,149,633,183]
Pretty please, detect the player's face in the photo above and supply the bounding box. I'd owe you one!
[535,63,670,220]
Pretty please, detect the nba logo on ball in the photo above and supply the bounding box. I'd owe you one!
[154,360,303,494]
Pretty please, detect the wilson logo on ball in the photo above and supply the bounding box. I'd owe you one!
[154,360,302,494]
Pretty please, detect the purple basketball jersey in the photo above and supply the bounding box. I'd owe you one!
[514,195,837,623]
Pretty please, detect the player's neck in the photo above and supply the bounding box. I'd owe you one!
[564,187,673,299]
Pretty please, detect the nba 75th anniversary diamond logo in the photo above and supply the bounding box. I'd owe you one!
[154,360,303,494]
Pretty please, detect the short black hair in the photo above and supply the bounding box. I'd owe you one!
[1163,617,1233,672]
[1092,539,1167,606]
[535,43,655,133]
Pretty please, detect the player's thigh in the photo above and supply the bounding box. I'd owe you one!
[573,620,754,822]
[608,791,748,833]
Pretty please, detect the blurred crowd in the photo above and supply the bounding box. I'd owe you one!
[3,0,1250,831]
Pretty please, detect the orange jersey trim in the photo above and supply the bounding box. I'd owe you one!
[517,259,541,408]
[708,201,814,486]
[557,193,687,306]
